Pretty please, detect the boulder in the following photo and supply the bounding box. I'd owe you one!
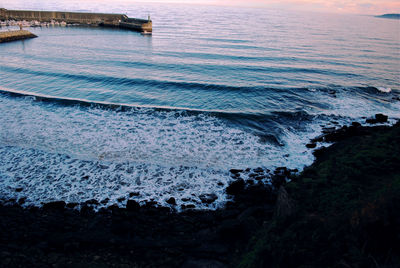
[126,200,140,211]
[229,169,243,174]
[166,197,176,205]
[42,201,66,211]
[199,194,218,204]
[226,179,245,195]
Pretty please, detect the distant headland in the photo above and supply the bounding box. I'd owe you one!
[375,13,400,19]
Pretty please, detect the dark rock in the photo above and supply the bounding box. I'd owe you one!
[226,179,245,195]
[129,192,140,197]
[126,200,140,211]
[80,204,94,215]
[271,175,286,188]
[85,199,99,205]
[82,175,89,180]
[66,203,78,209]
[100,198,109,205]
[306,143,317,149]
[181,204,196,209]
[322,127,336,134]
[117,197,125,202]
[15,187,23,192]
[181,259,226,268]
[366,113,388,124]
[351,121,361,127]
[181,197,192,202]
[42,201,66,211]
[166,197,176,205]
[275,186,296,219]
[229,169,243,174]
[18,197,26,205]
[375,113,388,123]
[199,194,218,204]
[253,167,264,173]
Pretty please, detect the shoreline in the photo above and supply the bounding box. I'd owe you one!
[0,117,399,267]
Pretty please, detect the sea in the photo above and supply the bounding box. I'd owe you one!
[0,1,399,210]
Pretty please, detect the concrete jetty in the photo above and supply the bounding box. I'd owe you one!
[0,30,37,43]
[0,8,152,33]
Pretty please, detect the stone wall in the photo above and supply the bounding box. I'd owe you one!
[0,9,125,25]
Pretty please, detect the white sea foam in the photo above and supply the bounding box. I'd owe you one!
[377,87,391,93]
[0,94,319,210]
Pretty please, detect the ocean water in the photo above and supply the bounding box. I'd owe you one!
[0,1,399,209]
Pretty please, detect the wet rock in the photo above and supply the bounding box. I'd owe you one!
[181,204,195,209]
[253,167,264,173]
[166,197,176,205]
[80,204,94,215]
[15,187,23,192]
[229,169,243,174]
[117,197,125,202]
[375,113,388,123]
[18,197,26,205]
[42,201,66,211]
[126,200,140,211]
[322,127,336,134]
[85,199,99,205]
[82,175,89,180]
[129,192,140,197]
[226,179,245,195]
[306,143,317,149]
[351,121,361,127]
[181,197,191,202]
[366,113,388,124]
[199,194,218,204]
[66,203,78,209]
[100,198,109,205]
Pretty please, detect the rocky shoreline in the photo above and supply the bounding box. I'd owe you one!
[0,114,399,267]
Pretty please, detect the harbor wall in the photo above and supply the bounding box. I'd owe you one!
[0,30,37,43]
[0,8,125,25]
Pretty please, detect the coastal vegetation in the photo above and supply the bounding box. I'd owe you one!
[239,121,400,267]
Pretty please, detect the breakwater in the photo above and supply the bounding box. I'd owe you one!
[0,8,152,33]
[0,29,37,43]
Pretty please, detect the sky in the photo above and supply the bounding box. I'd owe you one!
[1,0,399,14]
[102,0,400,14]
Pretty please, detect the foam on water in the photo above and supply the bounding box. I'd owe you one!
[0,94,320,209]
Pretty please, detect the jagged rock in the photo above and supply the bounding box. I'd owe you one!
[226,179,245,195]
[42,201,66,210]
[229,169,243,174]
[181,204,195,209]
[366,113,388,124]
[126,200,140,211]
[166,197,176,205]
[129,192,140,197]
[275,186,296,219]
[199,194,218,204]
[85,199,99,205]
[306,143,317,148]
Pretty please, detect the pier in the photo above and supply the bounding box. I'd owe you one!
[0,8,152,33]
[0,30,37,43]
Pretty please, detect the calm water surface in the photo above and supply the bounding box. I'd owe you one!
[0,1,399,209]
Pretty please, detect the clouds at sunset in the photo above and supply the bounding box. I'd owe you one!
[147,0,400,14]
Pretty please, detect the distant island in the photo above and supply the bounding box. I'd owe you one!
[375,13,400,19]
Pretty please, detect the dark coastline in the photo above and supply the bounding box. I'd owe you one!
[1,118,399,267]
